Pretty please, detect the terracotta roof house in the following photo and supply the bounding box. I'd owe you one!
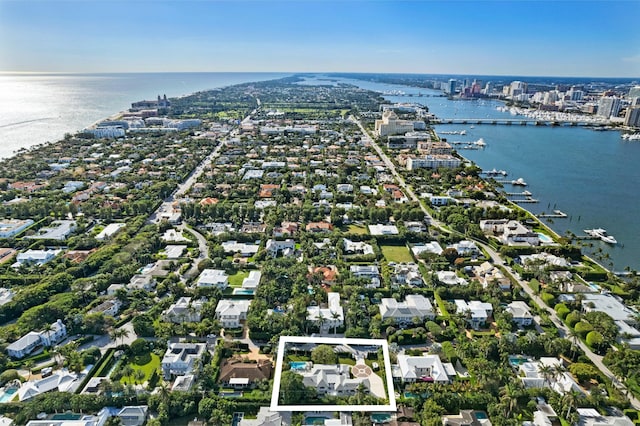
[219,357,273,389]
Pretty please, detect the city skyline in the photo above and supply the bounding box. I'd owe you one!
[1,0,639,78]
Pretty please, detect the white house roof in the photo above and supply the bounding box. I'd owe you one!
[396,354,450,382]
[215,300,251,317]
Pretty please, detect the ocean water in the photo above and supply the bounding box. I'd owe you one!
[1,72,638,271]
[333,77,640,272]
[0,72,287,159]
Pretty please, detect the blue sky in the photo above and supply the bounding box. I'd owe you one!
[1,0,639,77]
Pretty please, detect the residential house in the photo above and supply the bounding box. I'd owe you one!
[394,354,454,384]
[442,410,492,426]
[519,357,581,395]
[349,265,381,288]
[576,408,634,426]
[219,357,273,389]
[306,222,333,233]
[474,262,511,290]
[505,301,534,327]
[7,320,67,359]
[14,249,62,267]
[89,299,122,317]
[221,241,260,257]
[336,184,353,193]
[266,239,296,258]
[454,300,493,330]
[18,370,77,401]
[161,342,207,379]
[368,224,399,235]
[342,238,374,256]
[299,364,369,396]
[307,292,344,333]
[239,406,291,426]
[448,240,480,257]
[162,297,204,323]
[479,219,540,246]
[437,271,468,286]
[128,274,156,292]
[411,242,443,257]
[379,295,435,324]
[581,293,639,325]
[309,266,339,286]
[215,300,251,328]
[242,271,262,290]
[196,269,229,289]
[273,221,299,237]
[392,263,424,287]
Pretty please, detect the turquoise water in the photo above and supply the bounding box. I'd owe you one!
[305,416,330,425]
[475,412,488,419]
[0,72,288,159]
[537,233,553,243]
[339,76,640,271]
[508,355,529,366]
[0,388,16,403]
[371,413,392,423]
[51,413,82,420]
[232,288,255,296]
[289,361,308,370]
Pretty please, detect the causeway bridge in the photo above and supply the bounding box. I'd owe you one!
[433,118,608,127]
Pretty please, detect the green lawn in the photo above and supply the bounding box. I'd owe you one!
[228,271,249,288]
[338,357,356,366]
[118,353,160,385]
[347,225,369,235]
[380,245,413,263]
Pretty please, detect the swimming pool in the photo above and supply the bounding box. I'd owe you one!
[289,361,310,370]
[0,388,17,403]
[508,355,529,366]
[232,288,255,295]
[371,413,392,423]
[537,233,553,243]
[304,416,329,425]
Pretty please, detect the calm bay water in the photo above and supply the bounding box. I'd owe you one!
[0,72,287,159]
[336,77,640,272]
[1,72,638,271]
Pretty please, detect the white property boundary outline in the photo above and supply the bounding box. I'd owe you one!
[270,336,397,412]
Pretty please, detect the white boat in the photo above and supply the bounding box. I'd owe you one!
[511,178,527,186]
[584,228,617,244]
[475,138,486,147]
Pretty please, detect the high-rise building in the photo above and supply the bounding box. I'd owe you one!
[509,81,527,98]
[482,82,494,95]
[628,86,640,99]
[597,96,621,118]
[567,86,583,101]
[447,79,456,95]
[624,106,640,127]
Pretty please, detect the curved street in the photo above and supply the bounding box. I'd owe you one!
[353,114,640,410]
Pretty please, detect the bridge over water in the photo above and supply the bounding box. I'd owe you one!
[433,118,607,127]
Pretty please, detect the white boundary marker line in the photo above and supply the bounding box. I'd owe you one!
[270,335,397,412]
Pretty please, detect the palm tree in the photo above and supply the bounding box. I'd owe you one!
[24,360,35,381]
[330,310,341,335]
[538,363,556,388]
[133,369,145,385]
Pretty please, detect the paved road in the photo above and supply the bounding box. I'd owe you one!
[180,224,209,280]
[352,115,640,409]
[479,241,640,409]
[351,116,434,224]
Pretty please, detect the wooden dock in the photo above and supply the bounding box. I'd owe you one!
[511,199,539,203]
[537,210,568,218]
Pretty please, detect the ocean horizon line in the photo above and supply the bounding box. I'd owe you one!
[1,70,638,81]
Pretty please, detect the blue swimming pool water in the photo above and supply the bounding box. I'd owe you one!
[232,288,255,295]
[508,355,528,366]
[289,361,308,370]
[305,416,329,425]
[537,233,553,243]
[0,388,17,403]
